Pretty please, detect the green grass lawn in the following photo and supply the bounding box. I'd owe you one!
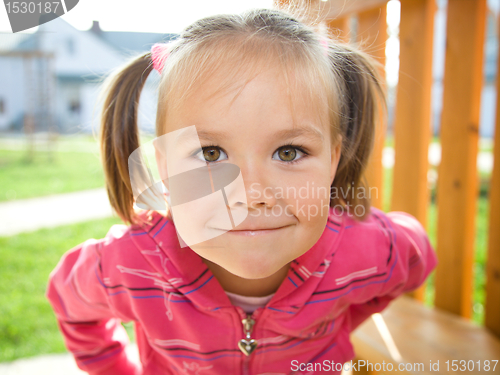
[0,149,105,202]
[0,133,156,202]
[0,216,125,362]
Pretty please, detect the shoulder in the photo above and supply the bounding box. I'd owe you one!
[93,210,170,263]
[335,206,425,242]
[333,207,393,254]
[330,206,428,268]
[319,207,435,303]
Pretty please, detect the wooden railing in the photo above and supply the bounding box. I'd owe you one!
[276,0,500,373]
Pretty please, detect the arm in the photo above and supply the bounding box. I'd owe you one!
[349,210,438,330]
[46,239,142,375]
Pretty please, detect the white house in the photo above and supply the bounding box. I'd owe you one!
[0,18,176,134]
[0,1,497,138]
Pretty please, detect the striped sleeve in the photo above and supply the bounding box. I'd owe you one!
[46,239,142,375]
[348,210,438,330]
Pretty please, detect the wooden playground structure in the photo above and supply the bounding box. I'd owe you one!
[275,0,500,373]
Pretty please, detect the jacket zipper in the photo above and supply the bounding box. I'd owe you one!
[236,307,261,375]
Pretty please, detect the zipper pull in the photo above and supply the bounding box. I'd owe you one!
[238,315,257,356]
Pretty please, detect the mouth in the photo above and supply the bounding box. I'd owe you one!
[210,225,292,236]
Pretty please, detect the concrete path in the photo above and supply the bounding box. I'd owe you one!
[0,188,114,236]
[0,344,140,375]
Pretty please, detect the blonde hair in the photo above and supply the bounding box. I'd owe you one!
[99,7,385,224]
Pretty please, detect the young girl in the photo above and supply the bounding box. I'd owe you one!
[46,7,437,375]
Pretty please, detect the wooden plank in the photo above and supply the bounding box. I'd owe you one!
[485,16,500,336]
[357,5,387,210]
[321,0,389,20]
[391,0,435,300]
[350,358,378,375]
[325,17,351,44]
[352,296,500,374]
[434,0,487,318]
[274,0,387,22]
[391,0,434,224]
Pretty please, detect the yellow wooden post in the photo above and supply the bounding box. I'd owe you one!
[391,0,435,300]
[357,5,387,210]
[485,19,500,336]
[352,358,375,375]
[434,0,487,318]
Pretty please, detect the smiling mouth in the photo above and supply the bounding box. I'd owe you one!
[210,225,292,236]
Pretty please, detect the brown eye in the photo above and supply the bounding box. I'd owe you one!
[203,147,220,161]
[194,146,228,163]
[277,146,297,161]
[203,147,221,162]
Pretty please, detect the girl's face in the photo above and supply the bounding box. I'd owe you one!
[162,66,341,280]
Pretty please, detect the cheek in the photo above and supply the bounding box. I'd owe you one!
[279,168,332,222]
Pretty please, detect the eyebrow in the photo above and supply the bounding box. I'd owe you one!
[188,124,325,144]
[272,125,325,143]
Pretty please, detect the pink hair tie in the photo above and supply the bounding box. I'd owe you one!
[151,42,172,74]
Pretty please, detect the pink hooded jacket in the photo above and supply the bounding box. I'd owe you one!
[46,207,437,374]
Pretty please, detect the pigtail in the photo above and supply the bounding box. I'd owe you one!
[328,44,386,220]
[99,52,154,224]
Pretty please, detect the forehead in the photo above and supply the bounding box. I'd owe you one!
[163,62,331,141]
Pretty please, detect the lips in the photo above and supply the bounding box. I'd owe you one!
[211,224,292,232]
[231,226,288,231]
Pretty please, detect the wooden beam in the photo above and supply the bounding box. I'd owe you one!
[321,0,389,20]
[391,0,434,225]
[485,14,500,336]
[274,0,388,27]
[357,6,387,210]
[391,0,435,300]
[434,0,487,318]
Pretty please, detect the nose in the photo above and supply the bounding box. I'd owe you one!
[235,163,278,210]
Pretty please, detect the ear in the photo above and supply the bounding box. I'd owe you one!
[330,135,342,185]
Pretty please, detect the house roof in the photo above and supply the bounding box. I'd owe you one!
[7,33,38,51]
[0,32,34,52]
[1,21,177,55]
[99,31,177,55]
[0,18,179,78]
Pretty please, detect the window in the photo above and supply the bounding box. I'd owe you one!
[69,100,80,114]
